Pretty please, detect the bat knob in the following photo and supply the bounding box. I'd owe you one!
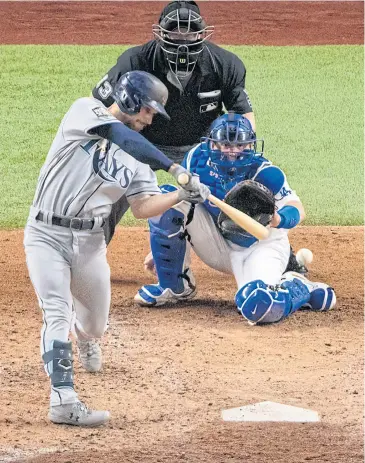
[177,173,190,186]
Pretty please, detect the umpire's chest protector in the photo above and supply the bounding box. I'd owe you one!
[140,47,224,146]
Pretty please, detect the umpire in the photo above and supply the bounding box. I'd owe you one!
[92,0,255,244]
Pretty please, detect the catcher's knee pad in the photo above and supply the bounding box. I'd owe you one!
[42,340,74,388]
[235,278,310,325]
[148,184,193,294]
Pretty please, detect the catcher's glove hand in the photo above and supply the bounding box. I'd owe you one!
[218,180,275,240]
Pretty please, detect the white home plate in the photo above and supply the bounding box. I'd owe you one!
[221,401,320,423]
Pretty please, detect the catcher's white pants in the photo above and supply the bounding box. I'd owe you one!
[176,202,291,288]
[24,216,110,406]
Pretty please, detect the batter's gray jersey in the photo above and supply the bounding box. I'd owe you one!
[32,97,160,219]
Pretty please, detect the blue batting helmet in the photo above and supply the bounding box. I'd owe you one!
[113,71,170,120]
[205,112,264,180]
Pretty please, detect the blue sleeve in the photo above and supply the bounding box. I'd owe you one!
[93,123,174,172]
[254,165,285,195]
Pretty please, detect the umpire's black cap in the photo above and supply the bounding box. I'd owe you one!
[158,1,201,23]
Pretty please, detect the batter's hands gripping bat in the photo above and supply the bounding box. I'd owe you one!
[177,173,270,241]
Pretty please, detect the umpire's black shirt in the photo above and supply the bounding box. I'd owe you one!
[92,40,253,147]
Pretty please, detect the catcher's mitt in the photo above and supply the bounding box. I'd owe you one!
[218,180,275,240]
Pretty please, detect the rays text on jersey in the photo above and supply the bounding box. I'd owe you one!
[81,140,133,188]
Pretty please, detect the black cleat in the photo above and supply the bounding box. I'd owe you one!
[285,246,308,275]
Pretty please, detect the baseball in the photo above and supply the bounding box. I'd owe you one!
[296,248,313,266]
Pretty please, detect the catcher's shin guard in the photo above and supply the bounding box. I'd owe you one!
[147,184,195,295]
[42,340,74,388]
[235,278,311,325]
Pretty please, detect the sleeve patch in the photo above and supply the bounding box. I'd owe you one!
[92,107,111,118]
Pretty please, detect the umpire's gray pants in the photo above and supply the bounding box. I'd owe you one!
[103,144,196,245]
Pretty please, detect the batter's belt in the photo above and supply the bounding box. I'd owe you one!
[32,208,105,230]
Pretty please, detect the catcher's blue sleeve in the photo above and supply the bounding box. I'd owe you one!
[253,165,285,194]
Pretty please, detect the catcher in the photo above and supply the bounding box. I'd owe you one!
[134,113,336,324]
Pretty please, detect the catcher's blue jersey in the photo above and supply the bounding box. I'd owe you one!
[181,143,299,247]
[181,144,268,224]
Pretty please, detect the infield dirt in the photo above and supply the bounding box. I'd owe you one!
[0,2,363,463]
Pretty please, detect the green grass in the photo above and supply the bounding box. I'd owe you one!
[0,45,363,227]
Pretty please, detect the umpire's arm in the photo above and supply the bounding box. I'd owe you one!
[222,53,256,130]
[92,49,135,107]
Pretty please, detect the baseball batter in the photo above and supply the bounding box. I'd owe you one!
[135,113,336,324]
[24,71,210,427]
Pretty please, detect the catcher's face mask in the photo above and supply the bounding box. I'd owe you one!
[153,3,214,78]
[206,114,264,182]
[212,140,254,162]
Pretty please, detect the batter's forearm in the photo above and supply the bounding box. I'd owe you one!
[129,191,183,219]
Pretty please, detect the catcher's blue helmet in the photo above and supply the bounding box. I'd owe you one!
[205,112,264,180]
[113,71,170,120]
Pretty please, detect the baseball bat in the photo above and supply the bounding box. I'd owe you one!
[177,173,270,241]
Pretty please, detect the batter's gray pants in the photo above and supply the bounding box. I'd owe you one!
[103,144,196,245]
[24,217,110,406]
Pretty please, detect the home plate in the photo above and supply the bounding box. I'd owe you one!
[221,401,320,423]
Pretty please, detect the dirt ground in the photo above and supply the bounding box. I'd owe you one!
[0,1,364,462]
[0,226,363,463]
[0,1,363,45]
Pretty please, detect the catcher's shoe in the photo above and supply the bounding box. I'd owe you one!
[134,284,197,307]
[285,247,308,275]
[281,272,336,311]
[49,400,109,427]
[77,340,102,373]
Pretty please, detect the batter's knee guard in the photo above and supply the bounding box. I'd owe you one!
[281,271,336,312]
[42,340,74,388]
[135,185,196,306]
[235,278,311,325]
